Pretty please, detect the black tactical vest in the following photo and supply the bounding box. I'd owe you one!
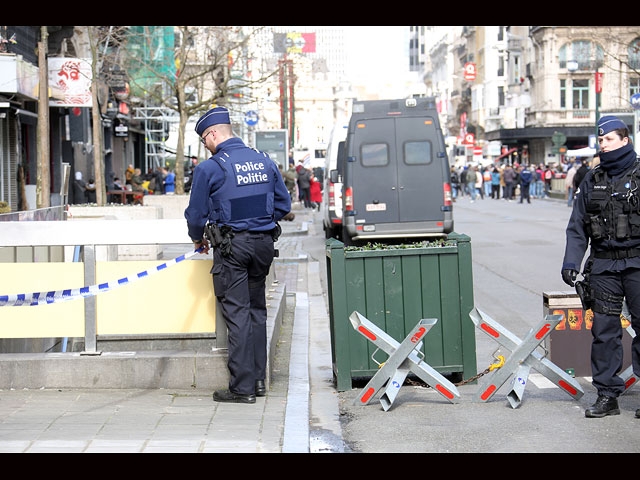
[585,161,640,241]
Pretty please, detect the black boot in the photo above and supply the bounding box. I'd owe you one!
[255,380,266,397]
[636,408,640,419]
[585,395,620,418]
[213,389,256,404]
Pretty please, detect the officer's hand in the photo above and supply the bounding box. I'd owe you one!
[561,269,578,287]
[194,238,210,254]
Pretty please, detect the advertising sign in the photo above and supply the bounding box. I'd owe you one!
[273,32,316,53]
[48,58,92,107]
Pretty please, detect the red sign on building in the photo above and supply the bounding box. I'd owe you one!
[464,63,476,81]
[595,72,603,93]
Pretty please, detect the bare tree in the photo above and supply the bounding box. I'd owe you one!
[121,26,274,194]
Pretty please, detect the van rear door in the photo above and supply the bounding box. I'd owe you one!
[350,115,445,225]
[395,116,444,223]
[351,118,398,224]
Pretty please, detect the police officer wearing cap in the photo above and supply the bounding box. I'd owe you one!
[185,107,291,404]
[562,115,640,418]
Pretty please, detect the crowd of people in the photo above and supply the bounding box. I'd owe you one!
[279,157,323,210]
[71,163,192,205]
[449,156,594,206]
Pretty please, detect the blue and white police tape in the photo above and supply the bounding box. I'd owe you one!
[0,247,205,307]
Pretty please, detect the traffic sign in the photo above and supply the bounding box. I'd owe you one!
[244,110,259,126]
[631,93,640,110]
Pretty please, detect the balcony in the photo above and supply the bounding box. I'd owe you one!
[525,108,594,128]
[0,53,38,99]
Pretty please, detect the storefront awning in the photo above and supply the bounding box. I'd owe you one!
[566,147,596,157]
[495,148,517,161]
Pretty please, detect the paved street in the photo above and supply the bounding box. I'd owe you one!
[0,196,638,453]
[333,194,640,453]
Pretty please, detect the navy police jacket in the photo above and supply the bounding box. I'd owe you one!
[185,137,291,242]
[563,155,640,275]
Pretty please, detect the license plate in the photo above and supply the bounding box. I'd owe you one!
[366,203,386,211]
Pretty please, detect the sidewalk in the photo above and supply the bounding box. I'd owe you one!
[0,204,336,453]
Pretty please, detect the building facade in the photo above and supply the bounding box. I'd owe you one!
[422,26,640,167]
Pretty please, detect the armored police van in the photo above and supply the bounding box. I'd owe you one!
[338,97,453,245]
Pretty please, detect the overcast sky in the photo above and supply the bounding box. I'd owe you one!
[344,26,409,87]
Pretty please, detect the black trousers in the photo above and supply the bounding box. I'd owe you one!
[211,230,274,395]
[590,267,640,397]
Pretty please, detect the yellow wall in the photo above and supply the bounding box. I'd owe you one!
[96,259,215,335]
[0,263,85,338]
[0,259,215,338]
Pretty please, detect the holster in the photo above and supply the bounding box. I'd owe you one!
[575,280,593,311]
[575,254,594,311]
[204,223,234,257]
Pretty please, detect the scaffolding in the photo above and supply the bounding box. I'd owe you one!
[133,103,178,172]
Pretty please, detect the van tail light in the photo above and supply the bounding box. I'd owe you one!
[443,182,452,207]
[345,187,354,211]
[328,183,335,207]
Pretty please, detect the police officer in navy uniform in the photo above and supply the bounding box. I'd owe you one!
[185,107,291,404]
[562,115,640,418]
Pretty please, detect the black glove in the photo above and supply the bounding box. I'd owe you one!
[562,269,578,287]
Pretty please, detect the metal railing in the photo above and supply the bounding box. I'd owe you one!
[0,219,225,353]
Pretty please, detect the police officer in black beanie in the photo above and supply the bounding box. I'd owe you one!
[185,107,291,404]
[562,115,640,418]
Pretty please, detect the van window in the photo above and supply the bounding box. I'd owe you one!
[361,143,389,167]
[404,141,433,165]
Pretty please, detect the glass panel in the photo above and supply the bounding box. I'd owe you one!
[404,141,432,165]
[361,143,388,167]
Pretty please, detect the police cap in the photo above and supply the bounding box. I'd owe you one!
[598,115,627,136]
[195,107,231,136]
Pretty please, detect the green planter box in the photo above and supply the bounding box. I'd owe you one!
[326,233,477,391]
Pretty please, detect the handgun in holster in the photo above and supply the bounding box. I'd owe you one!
[574,279,593,311]
[574,255,593,311]
[204,223,234,257]
[272,223,282,258]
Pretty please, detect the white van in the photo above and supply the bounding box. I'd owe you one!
[322,123,348,239]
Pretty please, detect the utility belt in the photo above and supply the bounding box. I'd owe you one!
[204,222,282,258]
[593,247,640,260]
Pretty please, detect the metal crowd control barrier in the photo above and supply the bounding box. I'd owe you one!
[619,301,638,394]
[0,219,226,352]
[349,311,460,411]
[470,308,584,408]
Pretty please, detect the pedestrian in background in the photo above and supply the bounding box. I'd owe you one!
[518,165,532,204]
[503,164,516,202]
[491,167,501,199]
[543,165,553,197]
[297,165,312,208]
[474,166,484,199]
[561,115,640,419]
[450,166,460,200]
[467,166,477,202]
[483,167,492,198]
[284,162,297,200]
[565,160,578,207]
[163,167,175,195]
[185,106,291,404]
[535,164,544,198]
